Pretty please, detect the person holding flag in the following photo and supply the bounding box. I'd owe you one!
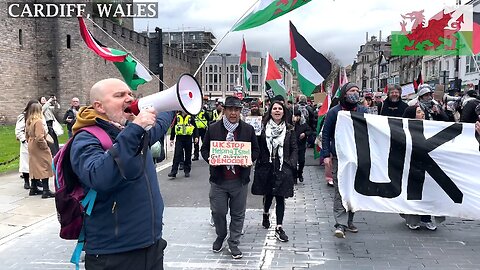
[320,83,368,239]
[292,108,312,184]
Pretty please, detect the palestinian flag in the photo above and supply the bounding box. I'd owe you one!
[78,17,152,90]
[233,0,313,31]
[239,38,252,91]
[413,71,423,92]
[314,90,331,159]
[290,21,332,97]
[112,49,153,90]
[78,17,127,62]
[265,52,287,98]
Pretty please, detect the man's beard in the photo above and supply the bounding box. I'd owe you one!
[105,110,127,126]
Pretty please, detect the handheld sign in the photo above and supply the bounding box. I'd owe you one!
[245,116,262,136]
[209,141,252,166]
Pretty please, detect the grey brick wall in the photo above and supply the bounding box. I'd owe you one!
[0,2,193,125]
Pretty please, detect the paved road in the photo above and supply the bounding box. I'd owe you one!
[1,151,480,269]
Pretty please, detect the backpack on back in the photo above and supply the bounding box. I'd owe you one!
[52,125,112,269]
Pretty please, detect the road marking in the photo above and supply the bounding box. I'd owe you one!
[156,161,173,173]
[258,220,276,269]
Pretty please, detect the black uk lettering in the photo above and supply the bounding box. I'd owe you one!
[407,120,463,203]
[352,113,405,198]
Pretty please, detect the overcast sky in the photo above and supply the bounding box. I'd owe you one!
[134,0,459,66]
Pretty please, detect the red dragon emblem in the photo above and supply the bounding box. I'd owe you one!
[400,9,464,51]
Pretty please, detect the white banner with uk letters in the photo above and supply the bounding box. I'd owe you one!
[335,111,480,220]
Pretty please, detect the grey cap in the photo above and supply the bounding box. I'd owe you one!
[417,84,434,97]
[224,96,243,108]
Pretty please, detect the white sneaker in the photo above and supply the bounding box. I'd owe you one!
[334,227,345,238]
[407,223,420,230]
[424,222,437,231]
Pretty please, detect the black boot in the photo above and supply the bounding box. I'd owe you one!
[262,213,270,229]
[41,179,55,199]
[29,180,42,196]
[23,173,31,189]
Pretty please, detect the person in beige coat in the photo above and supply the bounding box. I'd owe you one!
[25,103,54,198]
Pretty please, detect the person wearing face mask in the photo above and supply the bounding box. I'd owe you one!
[378,84,408,117]
[320,83,368,239]
[414,84,449,121]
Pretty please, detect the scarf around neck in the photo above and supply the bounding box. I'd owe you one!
[265,119,286,170]
[222,116,239,172]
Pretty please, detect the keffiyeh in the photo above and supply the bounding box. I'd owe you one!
[265,119,286,170]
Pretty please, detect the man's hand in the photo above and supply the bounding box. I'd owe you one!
[324,157,331,167]
[475,121,480,135]
[170,140,174,147]
[132,108,156,129]
[299,133,306,140]
[194,138,199,144]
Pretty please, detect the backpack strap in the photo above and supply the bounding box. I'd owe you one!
[69,126,111,270]
[79,125,113,150]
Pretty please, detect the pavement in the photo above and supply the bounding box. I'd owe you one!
[1,149,480,269]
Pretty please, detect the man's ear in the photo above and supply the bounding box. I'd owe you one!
[92,101,106,114]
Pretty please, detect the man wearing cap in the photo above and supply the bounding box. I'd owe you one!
[378,84,408,117]
[201,96,259,259]
[411,84,448,121]
[320,83,368,239]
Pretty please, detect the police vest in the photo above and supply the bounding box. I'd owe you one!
[175,115,194,136]
[212,110,222,121]
[195,111,207,129]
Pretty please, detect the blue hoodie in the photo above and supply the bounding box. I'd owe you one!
[70,110,174,255]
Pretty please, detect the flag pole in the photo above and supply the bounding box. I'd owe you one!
[193,0,260,77]
[85,16,170,89]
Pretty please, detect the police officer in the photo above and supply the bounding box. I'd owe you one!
[211,102,224,123]
[193,108,210,161]
[168,111,198,178]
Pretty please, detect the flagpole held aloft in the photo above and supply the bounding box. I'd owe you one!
[193,0,260,77]
[84,16,170,89]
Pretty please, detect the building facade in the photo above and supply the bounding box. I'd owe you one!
[201,52,265,101]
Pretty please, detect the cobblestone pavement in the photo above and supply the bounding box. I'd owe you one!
[1,153,480,269]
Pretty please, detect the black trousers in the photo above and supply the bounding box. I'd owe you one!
[296,147,306,177]
[171,136,192,173]
[193,128,206,158]
[264,195,285,225]
[85,238,167,270]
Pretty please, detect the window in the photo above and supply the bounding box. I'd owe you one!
[66,34,71,49]
[219,66,222,73]
[235,65,239,72]
[466,55,480,73]
[214,85,218,91]
[208,74,212,83]
[219,74,222,83]
[214,74,218,83]
[214,65,217,72]
[230,65,234,71]
[252,85,259,92]
[252,75,258,84]
[19,29,23,46]
[230,74,234,83]
[209,85,213,92]
[208,65,213,73]
[251,65,259,73]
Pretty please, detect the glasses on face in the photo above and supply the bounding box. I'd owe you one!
[375,96,382,99]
